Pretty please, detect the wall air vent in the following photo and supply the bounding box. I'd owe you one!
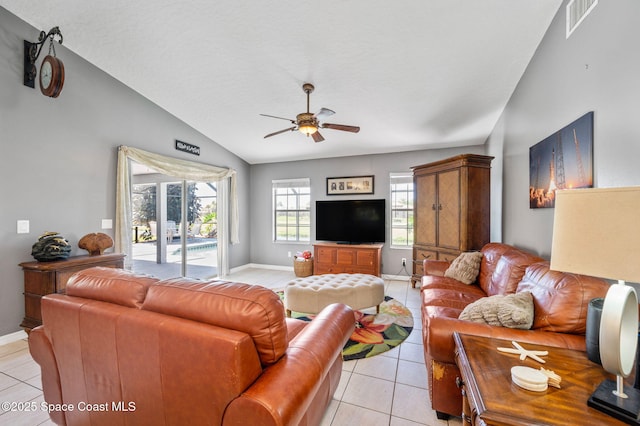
[566,0,598,38]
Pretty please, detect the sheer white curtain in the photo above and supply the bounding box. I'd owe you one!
[216,179,230,276]
[115,146,239,274]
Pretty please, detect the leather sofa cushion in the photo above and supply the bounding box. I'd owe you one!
[66,267,159,308]
[421,276,486,310]
[479,243,544,296]
[143,278,289,366]
[477,242,522,289]
[517,262,609,334]
[424,306,589,363]
[421,275,487,294]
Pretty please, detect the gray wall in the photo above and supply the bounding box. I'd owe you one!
[488,0,640,258]
[8,0,639,335]
[249,145,487,275]
[0,8,251,335]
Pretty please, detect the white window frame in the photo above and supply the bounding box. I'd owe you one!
[389,173,414,248]
[272,178,311,243]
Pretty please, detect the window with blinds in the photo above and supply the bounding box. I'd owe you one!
[390,173,414,247]
[272,178,311,242]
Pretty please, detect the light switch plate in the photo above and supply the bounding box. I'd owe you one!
[17,220,29,234]
[101,219,113,229]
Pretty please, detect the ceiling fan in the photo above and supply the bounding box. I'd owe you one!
[260,83,360,142]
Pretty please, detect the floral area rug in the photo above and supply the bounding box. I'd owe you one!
[279,293,414,360]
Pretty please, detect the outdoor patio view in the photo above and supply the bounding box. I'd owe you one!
[131,180,218,280]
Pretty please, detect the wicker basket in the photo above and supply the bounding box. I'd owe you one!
[293,256,313,277]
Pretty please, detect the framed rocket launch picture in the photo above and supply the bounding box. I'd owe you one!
[529,111,594,209]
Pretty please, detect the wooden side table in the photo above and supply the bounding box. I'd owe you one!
[454,332,627,425]
[19,253,125,331]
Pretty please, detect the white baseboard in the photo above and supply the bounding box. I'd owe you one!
[0,329,28,346]
[230,263,294,274]
[382,274,411,282]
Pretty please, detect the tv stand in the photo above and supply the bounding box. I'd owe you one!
[313,242,383,276]
[335,241,376,245]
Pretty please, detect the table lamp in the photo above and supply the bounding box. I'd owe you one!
[551,186,640,425]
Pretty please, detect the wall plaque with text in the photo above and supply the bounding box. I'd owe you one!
[175,140,200,156]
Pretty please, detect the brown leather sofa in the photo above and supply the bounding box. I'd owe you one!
[29,267,355,426]
[420,242,610,419]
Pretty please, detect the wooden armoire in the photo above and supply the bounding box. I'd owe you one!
[411,154,493,287]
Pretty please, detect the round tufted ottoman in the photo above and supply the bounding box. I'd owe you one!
[284,273,385,317]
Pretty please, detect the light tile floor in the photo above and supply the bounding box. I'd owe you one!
[0,267,463,426]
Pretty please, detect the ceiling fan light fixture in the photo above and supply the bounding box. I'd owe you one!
[298,123,318,136]
[297,112,318,135]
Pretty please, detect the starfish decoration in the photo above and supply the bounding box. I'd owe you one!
[497,341,548,363]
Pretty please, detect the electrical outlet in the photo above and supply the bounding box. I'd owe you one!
[288,251,292,258]
[401,258,407,267]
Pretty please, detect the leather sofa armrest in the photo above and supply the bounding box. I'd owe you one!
[223,303,355,426]
[423,259,450,277]
[426,315,586,364]
[28,327,66,426]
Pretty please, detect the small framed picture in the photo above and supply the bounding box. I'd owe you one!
[326,175,374,195]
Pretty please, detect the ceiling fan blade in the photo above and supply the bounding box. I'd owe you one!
[312,131,325,143]
[264,127,297,139]
[315,108,335,120]
[260,113,296,124]
[322,123,360,133]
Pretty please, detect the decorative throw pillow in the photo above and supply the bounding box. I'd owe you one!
[458,291,534,329]
[444,251,483,284]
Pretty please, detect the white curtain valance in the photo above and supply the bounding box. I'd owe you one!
[120,146,236,183]
[115,145,239,268]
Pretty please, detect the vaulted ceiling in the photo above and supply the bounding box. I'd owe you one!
[2,1,562,164]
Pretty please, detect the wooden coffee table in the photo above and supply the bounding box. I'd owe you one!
[454,333,627,425]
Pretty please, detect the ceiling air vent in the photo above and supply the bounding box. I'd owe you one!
[566,0,598,38]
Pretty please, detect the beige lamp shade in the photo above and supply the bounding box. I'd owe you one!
[551,186,640,389]
[553,189,640,426]
[550,186,640,283]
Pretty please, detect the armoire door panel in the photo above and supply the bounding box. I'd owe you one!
[437,169,460,249]
[415,174,436,246]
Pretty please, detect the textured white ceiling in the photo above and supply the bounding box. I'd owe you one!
[2,1,562,164]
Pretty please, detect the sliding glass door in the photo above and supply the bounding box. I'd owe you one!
[130,161,217,279]
[175,180,218,278]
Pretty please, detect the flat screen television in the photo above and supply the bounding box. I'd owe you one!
[316,199,386,244]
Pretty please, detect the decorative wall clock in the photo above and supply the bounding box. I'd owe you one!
[39,54,65,98]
